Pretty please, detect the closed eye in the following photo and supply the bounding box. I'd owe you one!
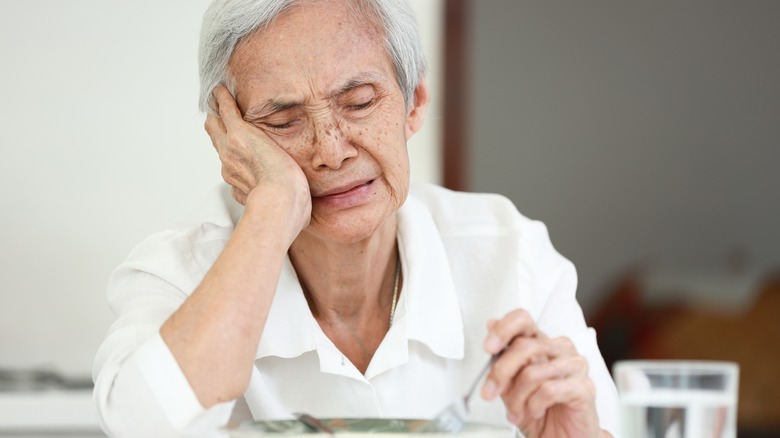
[260,118,304,133]
[338,83,378,114]
[256,108,303,132]
[265,121,295,130]
[347,99,375,111]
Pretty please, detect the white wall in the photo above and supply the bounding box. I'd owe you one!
[468,0,780,316]
[409,0,444,185]
[0,1,442,376]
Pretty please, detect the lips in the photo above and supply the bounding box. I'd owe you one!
[314,179,375,198]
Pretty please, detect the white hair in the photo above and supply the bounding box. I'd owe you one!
[198,0,427,113]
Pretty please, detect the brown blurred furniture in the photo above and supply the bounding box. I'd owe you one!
[591,272,780,435]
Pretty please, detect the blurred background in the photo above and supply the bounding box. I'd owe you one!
[1,0,778,436]
[455,1,780,436]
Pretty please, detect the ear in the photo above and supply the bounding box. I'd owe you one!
[404,77,430,140]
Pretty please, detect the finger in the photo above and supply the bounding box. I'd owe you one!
[212,85,244,128]
[484,309,538,354]
[483,335,581,400]
[549,336,579,359]
[221,165,252,196]
[502,355,590,421]
[231,186,248,205]
[482,337,551,400]
[524,376,596,421]
[204,113,227,148]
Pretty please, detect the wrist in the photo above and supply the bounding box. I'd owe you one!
[242,185,310,247]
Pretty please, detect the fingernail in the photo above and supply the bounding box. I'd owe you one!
[482,379,498,399]
[506,413,522,425]
[485,335,502,352]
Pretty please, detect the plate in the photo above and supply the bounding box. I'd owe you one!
[226,418,513,437]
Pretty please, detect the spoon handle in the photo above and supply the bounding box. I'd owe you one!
[294,412,334,435]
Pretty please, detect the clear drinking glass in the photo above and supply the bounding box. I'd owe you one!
[613,361,739,438]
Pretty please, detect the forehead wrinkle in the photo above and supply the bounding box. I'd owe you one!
[245,71,387,119]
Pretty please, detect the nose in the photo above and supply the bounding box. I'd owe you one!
[310,115,357,170]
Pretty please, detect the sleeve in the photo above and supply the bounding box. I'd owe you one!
[520,220,620,436]
[92,231,236,437]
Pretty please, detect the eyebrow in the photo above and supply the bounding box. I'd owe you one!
[245,99,302,121]
[243,72,384,120]
[328,72,383,98]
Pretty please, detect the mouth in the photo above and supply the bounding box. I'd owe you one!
[314,179,375,199]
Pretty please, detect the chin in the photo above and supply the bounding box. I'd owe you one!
[306,206,395,244]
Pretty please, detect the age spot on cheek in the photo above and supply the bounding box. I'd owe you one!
[301,133,314,148]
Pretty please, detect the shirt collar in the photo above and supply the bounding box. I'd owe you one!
[255,187,465,362]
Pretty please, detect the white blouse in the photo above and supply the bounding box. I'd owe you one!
[92,182,619,437]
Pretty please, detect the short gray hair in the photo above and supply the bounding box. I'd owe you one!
[198,0,427,113]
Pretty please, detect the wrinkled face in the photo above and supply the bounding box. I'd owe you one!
[228,0,427,244]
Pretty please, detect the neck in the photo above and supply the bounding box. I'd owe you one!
[289,214,399,324]
[289,216,401,373]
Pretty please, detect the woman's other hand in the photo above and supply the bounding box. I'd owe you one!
[482,309,609,438]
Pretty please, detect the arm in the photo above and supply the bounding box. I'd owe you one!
[160,86,311,407]
[93,86,311,436]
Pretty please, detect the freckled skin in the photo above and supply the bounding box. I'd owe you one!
[227,2,417,245]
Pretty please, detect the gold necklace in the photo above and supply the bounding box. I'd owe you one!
[388,252,401,328]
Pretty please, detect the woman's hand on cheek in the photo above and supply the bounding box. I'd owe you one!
[482,310,604,438]
[205,85,311,239]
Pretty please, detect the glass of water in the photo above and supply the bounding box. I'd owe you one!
[613,361,739,438]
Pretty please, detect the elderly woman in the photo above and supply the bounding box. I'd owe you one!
[93,0,618,436]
